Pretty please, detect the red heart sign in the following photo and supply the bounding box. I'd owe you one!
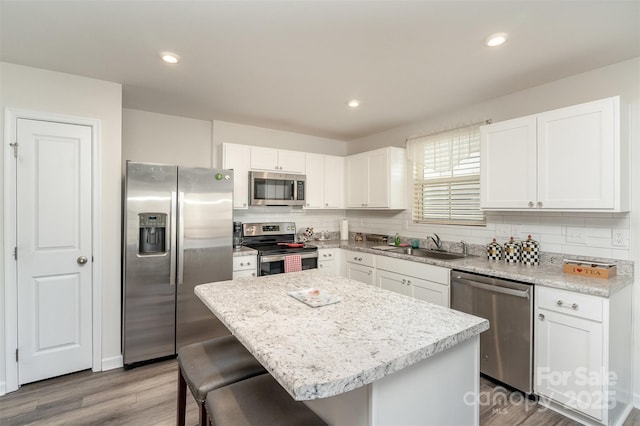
[577,268,583,272]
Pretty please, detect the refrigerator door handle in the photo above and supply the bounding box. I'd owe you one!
[170,191,177,286]
[177,191,185,285]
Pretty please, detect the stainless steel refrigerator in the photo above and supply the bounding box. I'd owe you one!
[122,161,233,366]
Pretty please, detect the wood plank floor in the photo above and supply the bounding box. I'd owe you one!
[1,360,638,425]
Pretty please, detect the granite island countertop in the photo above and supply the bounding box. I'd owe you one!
[195,269,489,401]
[313,240,633,297]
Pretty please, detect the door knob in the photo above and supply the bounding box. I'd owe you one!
[77,256,88,265]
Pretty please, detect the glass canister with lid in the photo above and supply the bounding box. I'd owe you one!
[487,238,502,261]
[503,237,521,263]
[521,234,540,266]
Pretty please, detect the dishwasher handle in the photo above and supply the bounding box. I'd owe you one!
[453,276,530,299]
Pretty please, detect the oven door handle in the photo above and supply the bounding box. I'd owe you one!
[260,252,318,263]
[453,276,530,299]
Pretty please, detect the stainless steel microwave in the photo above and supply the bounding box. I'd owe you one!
[249,171,306,206]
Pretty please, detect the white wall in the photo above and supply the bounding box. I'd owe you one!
[122,109,213,168]
[0,63,123,392]
[348,57,640,408]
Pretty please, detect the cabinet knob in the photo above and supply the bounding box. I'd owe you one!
[528,201,534,207]
[251,273,255,277]
[538,313,545,320]
[368,270,372,275]
[572,303,578,310]
[320,264,324,268]
[537,201,543,208]
[240,262,245,266]
[243,202,247,207]
[556,300,563,306]
[402,279,406,284]
[407,280,411,285]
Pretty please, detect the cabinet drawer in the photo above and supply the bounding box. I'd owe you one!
[536,286,603,322]
[233,256,256,271]
[318,248,338,261]
[376,255,449,285]
[344,250,375,267]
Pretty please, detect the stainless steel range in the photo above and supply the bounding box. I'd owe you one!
[242,222,318,276]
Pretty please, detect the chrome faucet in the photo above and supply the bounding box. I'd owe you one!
[427,233,442,251]
[460,240,468,256]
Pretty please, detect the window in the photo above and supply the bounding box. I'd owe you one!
[407,123,485,225]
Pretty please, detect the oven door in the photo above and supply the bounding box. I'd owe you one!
[259,251,318,276]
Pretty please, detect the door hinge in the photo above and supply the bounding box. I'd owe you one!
[9,142,18,158]
[14,246,18,260]
[16,348,19,362]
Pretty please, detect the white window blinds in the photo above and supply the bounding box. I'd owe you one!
[407,123,485,225]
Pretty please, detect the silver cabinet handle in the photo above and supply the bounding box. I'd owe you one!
[407,280,411,285]
[537,201,543,208]
[368,270,372,275]
[325,203,328,206]
[528,201,534,207]
[557,300,563,306]
[77,256,88,265]
[319,264,324,268]
[539,313,545,320]
[572,303,578,309]
[402,278,406,284]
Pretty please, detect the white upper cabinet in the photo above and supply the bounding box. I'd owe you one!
[481,97,629,212]
[346,147,407,209]
[250,146,305,174]
[304,153,345,209]
[223,143,251,209]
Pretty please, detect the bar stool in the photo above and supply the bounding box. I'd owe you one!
[205,373,327,426]
[176,335,267,426]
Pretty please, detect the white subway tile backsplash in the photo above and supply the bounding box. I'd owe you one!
[237,208,631,261]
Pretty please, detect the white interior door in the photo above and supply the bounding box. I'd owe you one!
[16,118,93,385]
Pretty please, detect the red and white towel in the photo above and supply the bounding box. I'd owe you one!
[284,255,302,273]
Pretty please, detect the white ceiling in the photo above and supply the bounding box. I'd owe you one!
[1,1,639,140]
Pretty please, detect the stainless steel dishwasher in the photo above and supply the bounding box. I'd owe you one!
[451,270,533,394]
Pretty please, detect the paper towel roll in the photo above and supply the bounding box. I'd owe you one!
[340,218,349,240]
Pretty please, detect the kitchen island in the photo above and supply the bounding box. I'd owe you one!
[195,270,489,425]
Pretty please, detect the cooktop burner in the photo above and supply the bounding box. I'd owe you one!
[241,221,317,255]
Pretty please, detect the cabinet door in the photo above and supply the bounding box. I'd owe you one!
[346,262,375,285]
[535,309,604,421]
[537,98,615,209]
[277,149,306,174]
[366,149,389,208]
[250,146,279,171]
[223,143,250,209]
[324,155,345,208]
[346,154,368,207]
[377,270,412,297]
[412,278,449,307]
[304,153,324,208]
[480,117,537,209]
[318,260,337,275]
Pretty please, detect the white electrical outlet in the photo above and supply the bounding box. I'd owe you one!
[495,224,511,238]
[566,227,586,244]
[612,229,629,248]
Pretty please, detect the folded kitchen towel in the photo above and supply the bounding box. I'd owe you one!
[284,255,302,273]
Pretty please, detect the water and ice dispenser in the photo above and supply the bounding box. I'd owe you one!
[138,213,167,254]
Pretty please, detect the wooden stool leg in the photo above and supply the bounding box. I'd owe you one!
[198,401,207,426]
[177,369,187,426]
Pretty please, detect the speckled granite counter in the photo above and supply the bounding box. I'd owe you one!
[314,240,633,297]
[232,246,257,256]
[195,269,488,403]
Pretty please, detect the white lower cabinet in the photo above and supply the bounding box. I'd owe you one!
[342,250,376,285]
[317,248,340,275]
[232,254,257,279]
[375,256,450,307]
[534,285,633,425]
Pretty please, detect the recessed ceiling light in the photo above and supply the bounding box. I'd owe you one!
[347,100,360,108]
[485,33,508,47]
[161,52,180,64]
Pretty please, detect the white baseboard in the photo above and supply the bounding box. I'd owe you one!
[101,355,123,371]
[0,381,5,396]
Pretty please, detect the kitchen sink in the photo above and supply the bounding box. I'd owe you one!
[388,247,471,260]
